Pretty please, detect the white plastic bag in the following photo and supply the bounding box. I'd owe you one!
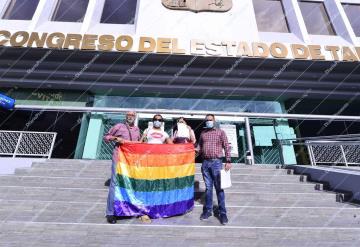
[176,123,190,138]
[220,169,232,189]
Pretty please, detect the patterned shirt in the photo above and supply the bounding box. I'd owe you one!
[104,123,140,142]
[198,128,231,162]
[103,123,140,161]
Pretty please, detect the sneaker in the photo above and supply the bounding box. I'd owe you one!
[219,214,228,225]
[200,211,212,220]
[139,215,152,224]
[104,178,111,187]
[106,215,117,224]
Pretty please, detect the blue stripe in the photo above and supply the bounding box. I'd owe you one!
[114,186,194,206]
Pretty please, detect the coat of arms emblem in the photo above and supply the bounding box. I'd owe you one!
[162,0,232,12]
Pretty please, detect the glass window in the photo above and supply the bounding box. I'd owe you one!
[342,3,360,36]
[298,1,336,35]
[100,0,137,24]
[94,96,283,114]
[51,0,89,22]
[253,0,289,33]
[2,0,40,20]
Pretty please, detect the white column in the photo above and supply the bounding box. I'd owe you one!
[80,0,103,34]
[244,0,261,41]
[283,0,310,43]
[0,0,9,18]
[28,0,57,31]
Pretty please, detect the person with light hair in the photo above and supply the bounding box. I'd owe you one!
[103,111,140,224]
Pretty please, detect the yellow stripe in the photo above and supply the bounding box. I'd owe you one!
[116,162,195,180]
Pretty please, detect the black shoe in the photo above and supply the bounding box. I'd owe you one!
[200,211,212,220]
[219,214,228,225]
[104,179,111,187]
[106,215,117,224]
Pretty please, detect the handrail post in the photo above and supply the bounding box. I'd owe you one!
[244,117,255,165]
[13,133,23,158]
[306,143,316,166]
[340,145,348,167]
[48,133,57,159]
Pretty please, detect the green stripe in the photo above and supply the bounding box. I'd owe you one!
[116,174,194,192]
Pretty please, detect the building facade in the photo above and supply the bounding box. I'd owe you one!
[1,0,360,163]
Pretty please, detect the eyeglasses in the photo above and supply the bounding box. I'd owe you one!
[154,118,163,122]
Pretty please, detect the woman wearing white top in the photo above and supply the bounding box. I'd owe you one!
[172,117,196,144]
[140,114,173,144]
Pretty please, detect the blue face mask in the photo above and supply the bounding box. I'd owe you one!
[153,120,162,128]
[205,120,214,129]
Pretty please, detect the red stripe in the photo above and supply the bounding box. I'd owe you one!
[120,143,194,155]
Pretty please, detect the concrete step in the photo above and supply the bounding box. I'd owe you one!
[32,161,280,169]
[0,200,359,227]
[222,174,307,183]
[32,159,110,166]
[0,186,344,207]
[31,162,111,169]
[2,172,308,184]
[15,168,111,178]
[30,163,283,170]
[0,175,315,193]
[197,181,321,193]
[1,221,360,247]
[31,161,285,170]
[14,167,292,178]
[2,159,359,246]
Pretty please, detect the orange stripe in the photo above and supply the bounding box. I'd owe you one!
[119,151,195,167]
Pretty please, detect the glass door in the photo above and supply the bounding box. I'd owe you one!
[215,118,247,164]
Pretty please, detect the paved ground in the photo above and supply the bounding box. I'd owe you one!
[1,160,360,246]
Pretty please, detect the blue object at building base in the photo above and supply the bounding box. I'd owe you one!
[0,93,15,110]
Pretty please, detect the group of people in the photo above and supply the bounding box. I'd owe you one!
[104,111,232,225]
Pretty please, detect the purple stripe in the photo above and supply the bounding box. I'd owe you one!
[113,199,194,218]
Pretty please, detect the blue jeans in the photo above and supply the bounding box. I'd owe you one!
[106,159,117,216]
[201,159,227,216]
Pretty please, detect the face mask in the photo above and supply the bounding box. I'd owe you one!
[205,120,214,129]
[153,120,162,128]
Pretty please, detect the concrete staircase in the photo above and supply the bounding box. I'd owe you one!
[1,160,360,247]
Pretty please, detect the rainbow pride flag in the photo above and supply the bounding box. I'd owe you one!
[113,143,195,218]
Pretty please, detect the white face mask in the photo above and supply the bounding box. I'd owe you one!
[153,120,162,128]
[205,120,214,128]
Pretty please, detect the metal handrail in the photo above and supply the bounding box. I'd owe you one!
[277,135,360,167]
[14,105,360,121]
[282,133,360,141]
[0,130,58,135]
[0,130,57,159]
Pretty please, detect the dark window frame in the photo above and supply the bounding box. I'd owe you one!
[51,0,89,23]
[342,3,360,37]
[100,0,138,25]
[253,0,290,33]
[298,0,337,35]
[2,0,40,20]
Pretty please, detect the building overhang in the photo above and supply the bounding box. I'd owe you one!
[0,47,359,101]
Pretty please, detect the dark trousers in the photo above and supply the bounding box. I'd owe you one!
[201,159,226,215]
[106,158,116,216]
